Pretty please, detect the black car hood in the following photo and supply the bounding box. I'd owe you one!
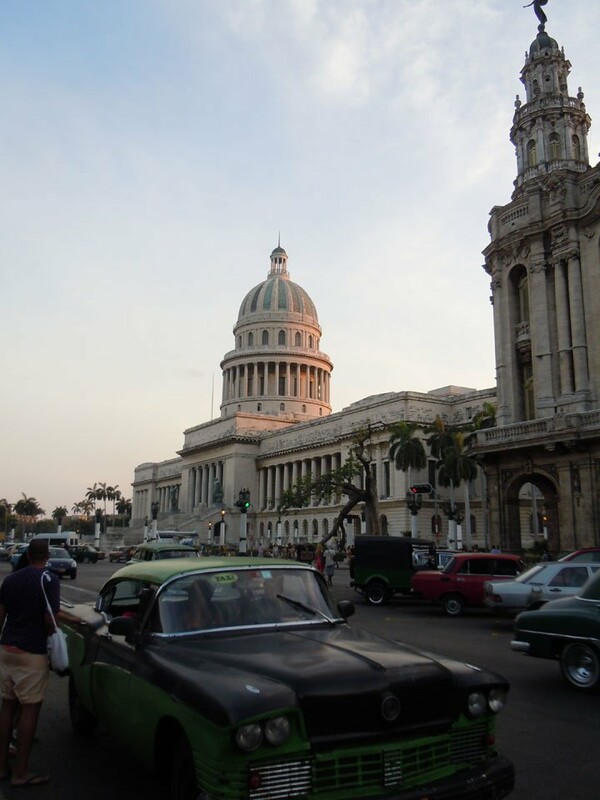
[138,623,504,737]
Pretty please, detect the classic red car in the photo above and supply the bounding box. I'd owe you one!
[411,552,524,616]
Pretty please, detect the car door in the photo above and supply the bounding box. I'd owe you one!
[542,565,595,602]
[456,558,494,604]
[91,578,149,741]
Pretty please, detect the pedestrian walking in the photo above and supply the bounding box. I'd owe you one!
[324,544,336,586]
[0,539,84,787]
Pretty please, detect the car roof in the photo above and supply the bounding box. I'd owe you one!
[109,556,307,585]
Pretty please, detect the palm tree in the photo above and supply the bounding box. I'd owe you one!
[436,432,479,549]
[116,496,132,526]
[389,421,427,536]
[52,506,68,528]
[107,485,120,524]
[85,484,99,510]
[14,493,45,536]
[467,402,497,549]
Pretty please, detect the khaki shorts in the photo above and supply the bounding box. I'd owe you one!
[0,647,49,704]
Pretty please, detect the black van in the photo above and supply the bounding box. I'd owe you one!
[351,535,435,605]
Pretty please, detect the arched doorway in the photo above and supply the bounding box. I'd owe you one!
[504,472,559,552]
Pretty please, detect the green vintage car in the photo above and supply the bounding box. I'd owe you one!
[511,568,600,691]
[62,557,515,800]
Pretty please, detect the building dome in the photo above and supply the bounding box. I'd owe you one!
[529,30,558,56]
[221,243,332,420]
[237,246,319,325]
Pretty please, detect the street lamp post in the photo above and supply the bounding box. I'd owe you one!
[208,521,212,545]
[220,509,226,546]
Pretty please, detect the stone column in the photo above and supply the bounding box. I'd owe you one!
[529,260,554,414]
[554,258,575,395]
[201,466,208,507]
[258,468,266,510]
[567,249,589,393]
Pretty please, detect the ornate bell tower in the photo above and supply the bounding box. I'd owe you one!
[483,7,599,424]
[474,3,600,553]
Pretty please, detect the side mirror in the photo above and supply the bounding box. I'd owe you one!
[108,616,137,644]
[337,600,355,620]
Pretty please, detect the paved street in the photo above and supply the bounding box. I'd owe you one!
[0,559,598,799]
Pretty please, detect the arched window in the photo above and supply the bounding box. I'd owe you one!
[257,403,262,411]
[548,132,560,160]
[572,135,581,161]
[278,330,286,346]
[248,332,254,347]
[470,514,477,536]
[432,514,442,537]
[295,332,302,346]
[302,404,306,413]
[262,330,269,346]
[527,139,537,168]
[302,520,308,539]
[323,519,329,537]
[380,515,389,535]
[312,519,319,540]
[279,403,285,411]
[518,272,530,323]
[308,335,314,349]
[237,336,242,348]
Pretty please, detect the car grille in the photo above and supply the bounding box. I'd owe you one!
[244,721,490,800]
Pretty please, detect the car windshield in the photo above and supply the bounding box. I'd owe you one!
[49,547,69,558]
[514,565,546,584]
[154,567,336,634]
[155,549,197,560]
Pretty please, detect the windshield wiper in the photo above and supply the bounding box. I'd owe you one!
[276,594,334,624]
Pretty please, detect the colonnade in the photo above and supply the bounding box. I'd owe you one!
[222,361,331,405]
[186,461,224,510]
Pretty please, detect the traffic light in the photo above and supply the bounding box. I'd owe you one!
[409,483,433,495]
[236,489,251,513]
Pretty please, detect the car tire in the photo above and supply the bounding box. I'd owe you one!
[168,734,197,800]
[560,642,600,691]
[69,677,98,734]
[70,572,77,580]
[365,581,389,606]
[442,594,465,617]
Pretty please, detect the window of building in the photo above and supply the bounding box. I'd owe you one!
[302,404,306,413]
[518,272,530,323]
[262,330,269,346]
[548,132,560,160]
[279,403,285,411]
[308,335,314,349]
[278,376,285,395]
[278,330,286,346]
[248,332,254,347]
[527,139,537,167]
[257,403,262,412]
[295,332,301,346]
[572,135,581,161]
[383,461,391,498]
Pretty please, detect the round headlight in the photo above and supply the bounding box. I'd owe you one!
[235,723,263,752]
[488,688,507,713]
[264,716,291,746]
[467,691,487,718]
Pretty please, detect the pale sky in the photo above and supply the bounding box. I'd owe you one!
[1,0,599,516]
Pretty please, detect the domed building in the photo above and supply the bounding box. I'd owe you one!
[220,244,332,419]
[130,8,600,554]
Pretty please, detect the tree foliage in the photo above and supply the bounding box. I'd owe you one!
[278,425,382,543]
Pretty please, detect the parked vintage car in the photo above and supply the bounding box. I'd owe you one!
[9,543,29,570]
[61,557,515,800]
[484,562,600,615]
[511,569,600,691]
[411,553,524,616]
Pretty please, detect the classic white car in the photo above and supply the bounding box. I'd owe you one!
[484,562,600,614]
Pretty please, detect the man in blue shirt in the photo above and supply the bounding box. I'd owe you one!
[0,538,82,787]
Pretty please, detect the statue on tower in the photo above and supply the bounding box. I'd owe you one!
[524,0,548,31]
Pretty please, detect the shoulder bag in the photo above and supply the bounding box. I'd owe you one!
[40,571,70,674]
